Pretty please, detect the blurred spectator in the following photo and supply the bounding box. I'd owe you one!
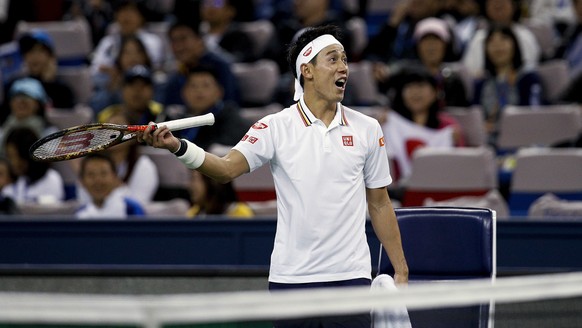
[364,0,443,64]
[265,0,354,73]
[0,78,58,154]
[382,69,463,181]
[159,21,239,106]
[77,108,158,207]
[440,0,482,52]
[472,25,546,143]
[187,170,253,218]
[76,153,146,219]
[167,65,250,149]
[0,156,19,214]
[97,65,163,125]
[554,0,582,78]
[90,0,165,75]
[103,108,158,205]
[64,0,114,47]
[0,0,34,44]
[265,0,354,105]
[90,35,154,114]
[0,156,13,191]
[461,0,541,77]
[528,0,576,30]
[378,17,470,108]
[199,0,258,62]
[1,30,76,123]
[2,127,64,205]
[171,0,202,26]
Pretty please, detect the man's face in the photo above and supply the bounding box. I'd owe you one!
[305,44,348,103]
[23,45,52,76]
[201,0,235,26]
[169,27,205,66]
[122,79,153,111]
[182,72,223,115]
[486,0,514,24]
[81,158,120,205]
[116,6,144,35]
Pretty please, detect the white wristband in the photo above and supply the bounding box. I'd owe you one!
[176,139,205,169]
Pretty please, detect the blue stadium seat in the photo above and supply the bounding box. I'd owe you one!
[377,207,496,328]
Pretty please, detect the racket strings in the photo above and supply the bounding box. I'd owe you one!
[32,129,123,160]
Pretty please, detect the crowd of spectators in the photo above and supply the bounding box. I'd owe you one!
[0,0,581,218]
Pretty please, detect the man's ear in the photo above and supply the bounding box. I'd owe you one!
[301,63,314,81]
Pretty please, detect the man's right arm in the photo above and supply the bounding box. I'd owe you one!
[138,125,250,183]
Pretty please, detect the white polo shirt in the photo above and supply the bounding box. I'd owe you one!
[233,97,392,284]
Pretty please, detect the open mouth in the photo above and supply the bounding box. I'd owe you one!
[335,78,347,89]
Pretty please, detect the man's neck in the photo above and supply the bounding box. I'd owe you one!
[303,94,337,127]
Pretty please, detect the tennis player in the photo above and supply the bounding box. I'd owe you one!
[139,25,408,327]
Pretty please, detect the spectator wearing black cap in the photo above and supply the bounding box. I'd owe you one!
[0,78,58,154]
[90,0,165,76]
[167,65,251,150]
[199,0,258,62]
[1,29,76,124]
[89,34,155,115]
[97,65,163,125]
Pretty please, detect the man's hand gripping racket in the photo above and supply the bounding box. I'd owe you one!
[29,113,215,162]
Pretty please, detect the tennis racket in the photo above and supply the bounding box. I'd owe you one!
[29,113,215,162]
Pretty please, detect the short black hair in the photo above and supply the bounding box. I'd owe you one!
[168,20,201,38]
[80,153,117,178]
[286,25,344,80]
[186,64,220,82]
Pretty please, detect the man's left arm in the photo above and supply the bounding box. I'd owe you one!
[366,187,409,284]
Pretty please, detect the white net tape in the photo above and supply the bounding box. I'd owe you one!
[1,272,582,327]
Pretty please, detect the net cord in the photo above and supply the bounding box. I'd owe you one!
[1,272,582,327]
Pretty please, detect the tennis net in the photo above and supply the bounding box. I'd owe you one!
[1,272,582,327]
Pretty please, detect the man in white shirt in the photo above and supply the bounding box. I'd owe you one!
[139,25,408,327]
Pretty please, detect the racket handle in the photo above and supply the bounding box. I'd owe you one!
[159,113,215,131]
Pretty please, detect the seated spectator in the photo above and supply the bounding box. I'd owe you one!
[462,0,541,77]
[76,153,146,219]
[167,65,251,149]
[200,0,258,62]
[63,0,114,47]
[0,156,19,214]
[364,0,443,64]
[90,35,155,114]
[90,0,165,75]
[97,65,163,125]
[378,17,470,108]
[441,0,482,52]
[528,0,576,32]
[2,127,64,205]
[0,78,58,154]
[383,68,464,181]
[472,25,546,144]
[159,21,240,106]
[1,30,75,122]
[78,108,159,206]
[187,170,253,218]
[265,0,354,73]
[554,0,582,78]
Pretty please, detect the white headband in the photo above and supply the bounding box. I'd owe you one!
[293,34,342,101]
